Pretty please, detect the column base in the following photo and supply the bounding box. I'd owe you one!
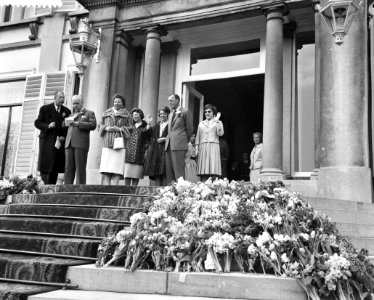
[317,167,373,203]
[260,168,285,181]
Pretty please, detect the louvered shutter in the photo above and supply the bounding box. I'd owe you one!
[13,75,45,176]
[14,72,67,176]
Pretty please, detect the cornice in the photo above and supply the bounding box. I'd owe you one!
[77,0,160,9]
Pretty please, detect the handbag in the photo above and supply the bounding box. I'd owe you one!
[113,131,125,150]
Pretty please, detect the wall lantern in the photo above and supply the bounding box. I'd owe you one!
[69,18,101,92]
[317,0,362,45]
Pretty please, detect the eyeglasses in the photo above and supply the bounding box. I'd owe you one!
[204,111,212,114]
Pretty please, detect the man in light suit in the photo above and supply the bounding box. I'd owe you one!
[165,94,193,184]
[64,95,96,184]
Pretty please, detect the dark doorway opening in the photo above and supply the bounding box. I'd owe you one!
[192,74,264,180]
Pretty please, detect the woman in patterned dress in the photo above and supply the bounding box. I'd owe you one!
[143,106,170,186]
[124,108,152,186]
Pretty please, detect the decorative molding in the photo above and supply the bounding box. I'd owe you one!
[69,16,79,34]
[77,0,158,8]
[115,31,134,47]
[142,25,167,37]
[0,17,42,29]
[29,22,39,40]
[0,40,41,52]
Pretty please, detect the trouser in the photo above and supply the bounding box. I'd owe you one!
[165,148,186,184]
[40,171,58,185]
[65,147,88,184]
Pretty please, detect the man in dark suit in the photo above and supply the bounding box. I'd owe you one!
[64,95,96,184]
[165,94,193,184]
[34,91,71,184]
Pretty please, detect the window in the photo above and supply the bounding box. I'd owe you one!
[190,40,261,75]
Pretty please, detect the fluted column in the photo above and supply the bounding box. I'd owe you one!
[261,4,285,179]
[141,26,166,122]
[317,2,372,202]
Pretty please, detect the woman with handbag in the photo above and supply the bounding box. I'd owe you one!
[98,94,133,185]
[124,108,152,186]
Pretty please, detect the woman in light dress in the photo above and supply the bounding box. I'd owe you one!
[99,94,133,185]
[185,134,198,183]
[249,132,263,183]
[124,108,152,186]
[195,104,224,182]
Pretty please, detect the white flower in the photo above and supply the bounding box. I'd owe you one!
[270,251,278,261]
[281,253,289,263]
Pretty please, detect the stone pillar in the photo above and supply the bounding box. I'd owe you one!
[83,9,117,184]
[311,1,321,180]
[141,26,166,122]
[109,31,134,108]
[317,3,372,202]
[158,41,180,109]
[261,4,285,180]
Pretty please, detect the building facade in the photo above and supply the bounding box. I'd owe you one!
[0,0,372,202]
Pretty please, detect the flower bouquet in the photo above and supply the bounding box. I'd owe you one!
[96,178,374,300]
[0,174,42,204]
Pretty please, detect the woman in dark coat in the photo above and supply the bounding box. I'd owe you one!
[143,106,170,186]
[124,108,152,186]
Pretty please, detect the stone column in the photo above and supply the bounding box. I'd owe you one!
[158,41,180,109]
[261,4,285,179]
[109,31,134,108]
[141,26,166,122]
[317,3,372,202]
[83,9,117,184]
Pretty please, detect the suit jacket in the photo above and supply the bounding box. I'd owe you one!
[165,106,193,151]
[34,102,71,173]
[64,108,97,150]
[195,120,224,146]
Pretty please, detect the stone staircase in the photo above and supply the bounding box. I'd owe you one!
[0,185,154,300]
[0,183,374,300]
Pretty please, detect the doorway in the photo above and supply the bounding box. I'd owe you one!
[185,74,264,180]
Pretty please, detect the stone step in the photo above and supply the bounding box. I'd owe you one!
[29,290,243,300]
[13,193,153,208]
[0,253,87,283]
[347,237,374,253]
[65,265,306,300]
[303,196,374,214]
[40,185,157,195]
[0,282,57,300]
[334,222,374,238]
[0,233,99,258]
[0,204,138,221]
[0,216,125,238]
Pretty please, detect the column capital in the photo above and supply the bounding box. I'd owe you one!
[142,25,167,38]
[262,2,287,20]
[161,40,180,55]
[115,30,133,48]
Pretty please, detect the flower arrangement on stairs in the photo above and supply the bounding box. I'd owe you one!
[96,178,374,300]
[0,174,42,204]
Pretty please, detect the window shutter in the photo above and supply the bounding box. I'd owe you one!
[14,72,67,176]
[14,74,45,176]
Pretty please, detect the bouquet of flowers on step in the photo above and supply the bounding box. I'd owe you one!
[0,174,42,204]
[96,178,374,300]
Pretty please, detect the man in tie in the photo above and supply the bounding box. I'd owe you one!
[64,95,96,184]
[165,94,193,184]
[34,91,71,184]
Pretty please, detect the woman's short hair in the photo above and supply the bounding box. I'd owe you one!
[253,132,262,141]
[131,108,144,119]
[204,104,217,115]
[159,106,171,116]
[112,94,125,107]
